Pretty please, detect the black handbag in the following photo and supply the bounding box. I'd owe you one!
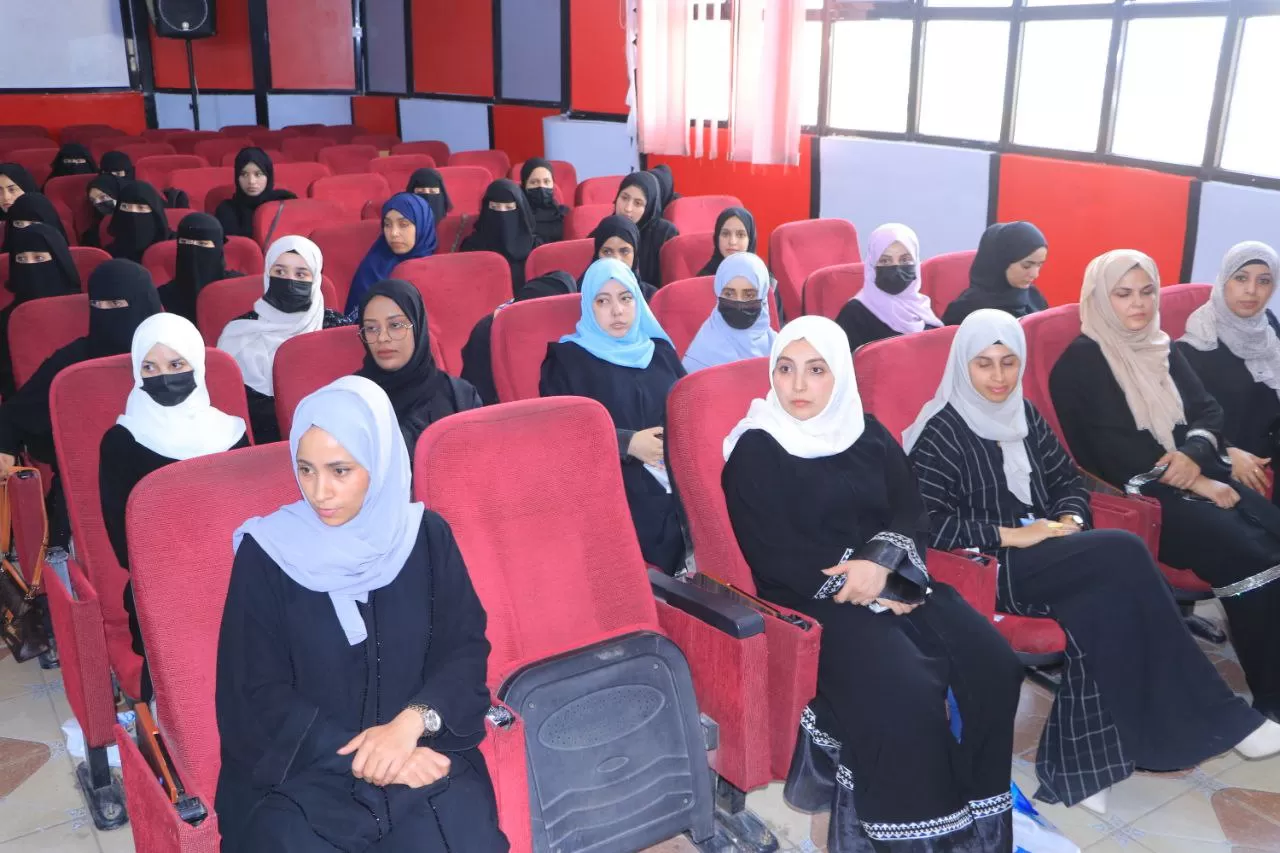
[0,468,50,663]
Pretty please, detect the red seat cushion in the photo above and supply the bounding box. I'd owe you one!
[769,218,860,322]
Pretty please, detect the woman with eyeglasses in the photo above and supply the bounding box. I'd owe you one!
[355,279,482,455]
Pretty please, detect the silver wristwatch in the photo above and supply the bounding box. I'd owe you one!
[1065,513,1087,530]
[407,703,442,736]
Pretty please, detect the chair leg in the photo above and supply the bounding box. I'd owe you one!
[75,744,128,831]
[1181,602,1227,645]
[693,776,779,853]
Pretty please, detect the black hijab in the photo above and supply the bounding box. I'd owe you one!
[49,144,97,179]
[942,221,1049,325]
[697,206,757,276]
[616,171,678,287]
[87,259,164,358]
[0,163,39,198]
[648,164,679,208]
[217,147,295,238]
[407,168,452,225]
[356,279,457,450]
[3,192,67,250]
[99,151,135,180]
[588,214,658,301]
[159,212,233,323]
[6,223,79,304]
[461,179,541,294]
[107,180,172,263]
[82,174,121,246]
[521,158,569,244]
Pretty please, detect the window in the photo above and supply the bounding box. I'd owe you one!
[685,11,732,122]
[801,20,822,127]
[926,0,1011,7]
[919,20,1010,142]
[1110,16,1226,166]
[1013,19,1111,152]
[828,19,914,133]
[1024,0,1111,6]
[1220,16,1280,179]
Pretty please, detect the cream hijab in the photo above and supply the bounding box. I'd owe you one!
[1080,249,1185,452]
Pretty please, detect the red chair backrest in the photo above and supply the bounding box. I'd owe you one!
[650,276,716,358]
[854,325,959,441]
[196,274,339,345]
[218,124,263,137]
[434,213,474,254]
[167,130,223,155]
[317,144,378,176]
[308,173,391,219]
[415,397,660,688]
[491,293,581,402]
[271,326,367,434]
[281,136,331,162]
[140,128,188,143]
[192,137,253,167]
[140,236,265,284]
[251,198,351,248]
[435,166,491,218]
[1159,283,1212,340]
[524,238,594,282]
[575,175,624,206]
[0,137,56,157]
[60,125,125,145]
[284,123,327,135]
[134,154,209,191]
[659,231,712,286]
[392,140,450,165]
[127,442,296,801]
[8,294,88,388]
[0,247,103,306]
[563,204,613,241]
[368,154,436,193]
[509,159,577,209]
[115,143,179,164]
[89,136,148,160]
[307,220,381,311]
[44,174,97,236]
[0,125,49,138]
[769,218,860,323]
[204,184,236,214]
[6,149,55,186]
[247,129,291,149]
[1020,303,1081,445]
[665,358,771,593]
[805,262,865,320]
[919,250,977,319]
[351,134,400,154]
[220,149,286,167]
[449,149,511,181]
[392,252,512,374]
[324,125,367,144]
[272,161,332,196]
[167,167,234,213]
[164,208,195,232]
[664,195,743,235]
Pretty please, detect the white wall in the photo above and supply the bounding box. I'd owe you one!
[1191,181,1280,287]
[398,99,491,153]
[266,95,353,130]
[155,93,258,132]
[543,116,639,180]
[0,1,130,88]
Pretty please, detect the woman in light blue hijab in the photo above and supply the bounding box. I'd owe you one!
[683,251,775,373]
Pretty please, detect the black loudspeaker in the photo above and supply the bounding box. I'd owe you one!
[146,0,217,39]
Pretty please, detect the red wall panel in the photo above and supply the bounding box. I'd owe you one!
[352,96,399,138]
[267,0,355,90]
[0,94,147,137]
[150,0,254,90]
[570,0,628,115]
[996,155,1192,307]
[412,0,493,97]
[492,105,559,168]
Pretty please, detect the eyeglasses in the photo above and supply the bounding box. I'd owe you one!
[358,320,414,343]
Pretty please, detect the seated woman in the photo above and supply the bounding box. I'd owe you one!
[158,213,240,323]
[1051,249,1280,720]
[942,221,1048,326]
[0,224,80,395]
[346,192,437,317]
[49,144,96,180]
[649,164,680,208]
[721,315,1023,852]
[107,180,172,263]
[100,313,248,701]
[1178,242,1280,505]
[613,172,678,288]
[683,251,775,373]
[81,174,121,247]
[215,376,507,853]
[697,206,756,276]
[98,151,135,181]
[356,279,482,453]
[407,167,450,227]
[521,158,569,244]
[590,214,657,299]
[2,192,69,250]
[907,309,1276,812]
[835,223,942,351]
[218,236,347,444]
[0,163,39,215]
[460,179,540,295]
[214,147,296,240]
[540,258,686,574]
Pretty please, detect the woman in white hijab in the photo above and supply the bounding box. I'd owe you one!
[1051,249,1280,727]
[722,315,1024,853]
[99,313,249,701]
[682,251,775,373]
[215,376,507,853]
[906,309,1274,815]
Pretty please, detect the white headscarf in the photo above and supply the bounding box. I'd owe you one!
[116,314,247,460]
[1181,240,1280,396]
[683,252,776,373]
[233,376,425,645]
[216,235,325,396]
[724,315,865,460]
[903,309,1033,505]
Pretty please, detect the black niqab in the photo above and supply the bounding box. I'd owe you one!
[616,171,679,287]
[521,158,570,244]
[3,192,68,250]
[460,179,541,294]
[99,151,135,180]
[87,259,164,358]
[407,168,452,225]
[215,147,296,239]
[107,181,172,263]
[697,206,757,276]
[6,223,78,303]
[49,144,97,179]
[942,221,1049,325]
[159,212,232,322]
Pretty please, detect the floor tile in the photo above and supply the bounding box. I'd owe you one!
[640,836,700,852]
[1133,792,1229,845]
[0,820,101,851]
[93,824,136,853]
[0,691,66,752]
[746,781,817,848]
[1087,834,1156,852]
[1209,790,1280,851]
[0,654,50,705]
[1105,772,1197,824]
[0,752,90,843]
[1135,835,1232,853]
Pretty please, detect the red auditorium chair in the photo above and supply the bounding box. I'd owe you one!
[134,154,208,191]
[324,124,368,144]
[563,203,612,241]
[283,122,327,135]
[449,149,511,181]
[6,149,54,186]
[435,165,490,218]
[769,218,860,323]
[0,247,106,307]
[140,128,188,143]
[251,198,349,248]
[317,144,378,176]
[368,153,436,193]
[217,124,262,137]
[651,274,779,357]
[435,213,474,254]
[196,274,339,344]
[44,174,97,237]
[164,208,195,232]
[1159,282,1212,339]
[659,231,713,286]
[219,148,286,167]
[392,252,511,374]
[89,136,148,161]
[281,136,331,162]
[271,326,362,433]
[192,137,253,167]
[167,130,223,155]
[271,161,332,196]
[0,136,56,157]
[8,297,88,389]
[509,159,577,208]
[115,142,179,163]
[665,195,743,235]
[805,262,865,320]
[524,237,594,282]
[391,139,450,165]
[247,128,291,149]
[140,236,265,284]
[308,172,391,219]
[308,220,381,310]
[203,185,234,214]
[0,125,49,138]
[575,174,624,206]
[920,249,977,319]
[351,133,400,153]
[166,167,234,213]
[59,125,124,145]
[491,293,582,402]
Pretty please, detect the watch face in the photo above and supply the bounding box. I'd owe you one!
[424,709,442,734]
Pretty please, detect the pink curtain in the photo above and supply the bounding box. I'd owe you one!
[635,0,691,157]
[730,0,806,166]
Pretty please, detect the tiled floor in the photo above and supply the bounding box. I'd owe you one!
[1,603,1277,852]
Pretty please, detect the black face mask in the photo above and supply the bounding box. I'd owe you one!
[263,275,313,314]
[875,263,917,295]
[93,198,116,217]
[717,297,763,330]
[526,187,556,210]
[142,371,197,407]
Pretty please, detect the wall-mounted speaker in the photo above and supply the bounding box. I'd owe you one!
[146,0,217,40]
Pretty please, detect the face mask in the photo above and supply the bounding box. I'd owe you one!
[93,199,116,217]
[875,263,917,295]
[717,297,763,330]
[526,187,555,210]
[263,276,313,313]
[142,371,197,407]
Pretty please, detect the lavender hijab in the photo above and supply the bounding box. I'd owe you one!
[853,223,942,334]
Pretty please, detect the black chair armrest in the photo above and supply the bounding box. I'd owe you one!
[648,569,766,639]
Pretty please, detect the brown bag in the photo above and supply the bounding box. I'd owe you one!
[0,468,50,662]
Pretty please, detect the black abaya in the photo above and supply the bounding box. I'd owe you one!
[157,213,239,323]
[0,222,80,395]
[214,148,296,240]
[942,222,1048,326]
[107,181,172,263]
[459,179,541,295]
[836,299,940,352]
[521,158,569,245]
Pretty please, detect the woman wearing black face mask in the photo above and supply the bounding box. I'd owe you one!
[613,171,678,288]
[158,213,240,323]
[99,151,135,181]
[3,192,68,251]
[0,223,80,395]
[99,313,248,702]
[836,223,943,352]
[407,167,451,227]
[521,158,570,244]
[82,174,121,248]
[107,180,172,263]
[49,143,97,180]
[460,178,542,295]
[683,252,776,373]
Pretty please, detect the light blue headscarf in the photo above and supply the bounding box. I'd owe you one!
[683,251,775,373]
[560,257,672,369]
[233,375,425,645]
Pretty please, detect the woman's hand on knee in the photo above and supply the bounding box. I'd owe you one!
[824,559,889,605]
[338,709,426,786]
[391,747,452,789]
[1189,476,1240,509]
[1227,447,1270,495]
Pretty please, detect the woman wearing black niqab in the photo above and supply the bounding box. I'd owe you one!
[407,167,451,226]
[0,223,80,394]
[107,180,172,263]
[158,213,239,323]
[460,178,541,295]
[698,206,757,276]
[521,157,570,244]
[214,147,296,239]
[613,171,679,288]
[2,192,68,250]
[81,174,121,248]
[99,151,135,181]
[0,164,39,215]
[942,221,1049,325]
[49,144,97,180]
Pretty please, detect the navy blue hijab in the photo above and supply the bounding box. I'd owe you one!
[345,192,438,316]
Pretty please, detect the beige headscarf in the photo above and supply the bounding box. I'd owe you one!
[1080,249,1185,452]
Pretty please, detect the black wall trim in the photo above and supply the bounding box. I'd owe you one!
[403,0,415,94]
[559,0,572,109]
[492,0,504,99]
[566,110,628,124]
[247,0,272,127]
[486,105,496,150]
[986,153,1001,227]
[1180,181,1204,284]
[809,135,822,219]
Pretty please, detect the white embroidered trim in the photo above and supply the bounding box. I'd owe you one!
[836,763,855,792]
[1186,428,1219,450]
[1214,564,1280,598]
[814,573,847,600]
[862,806,974,841]
[869,531,929,580]
[801,705,842,750]
[969,791,1013,819]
